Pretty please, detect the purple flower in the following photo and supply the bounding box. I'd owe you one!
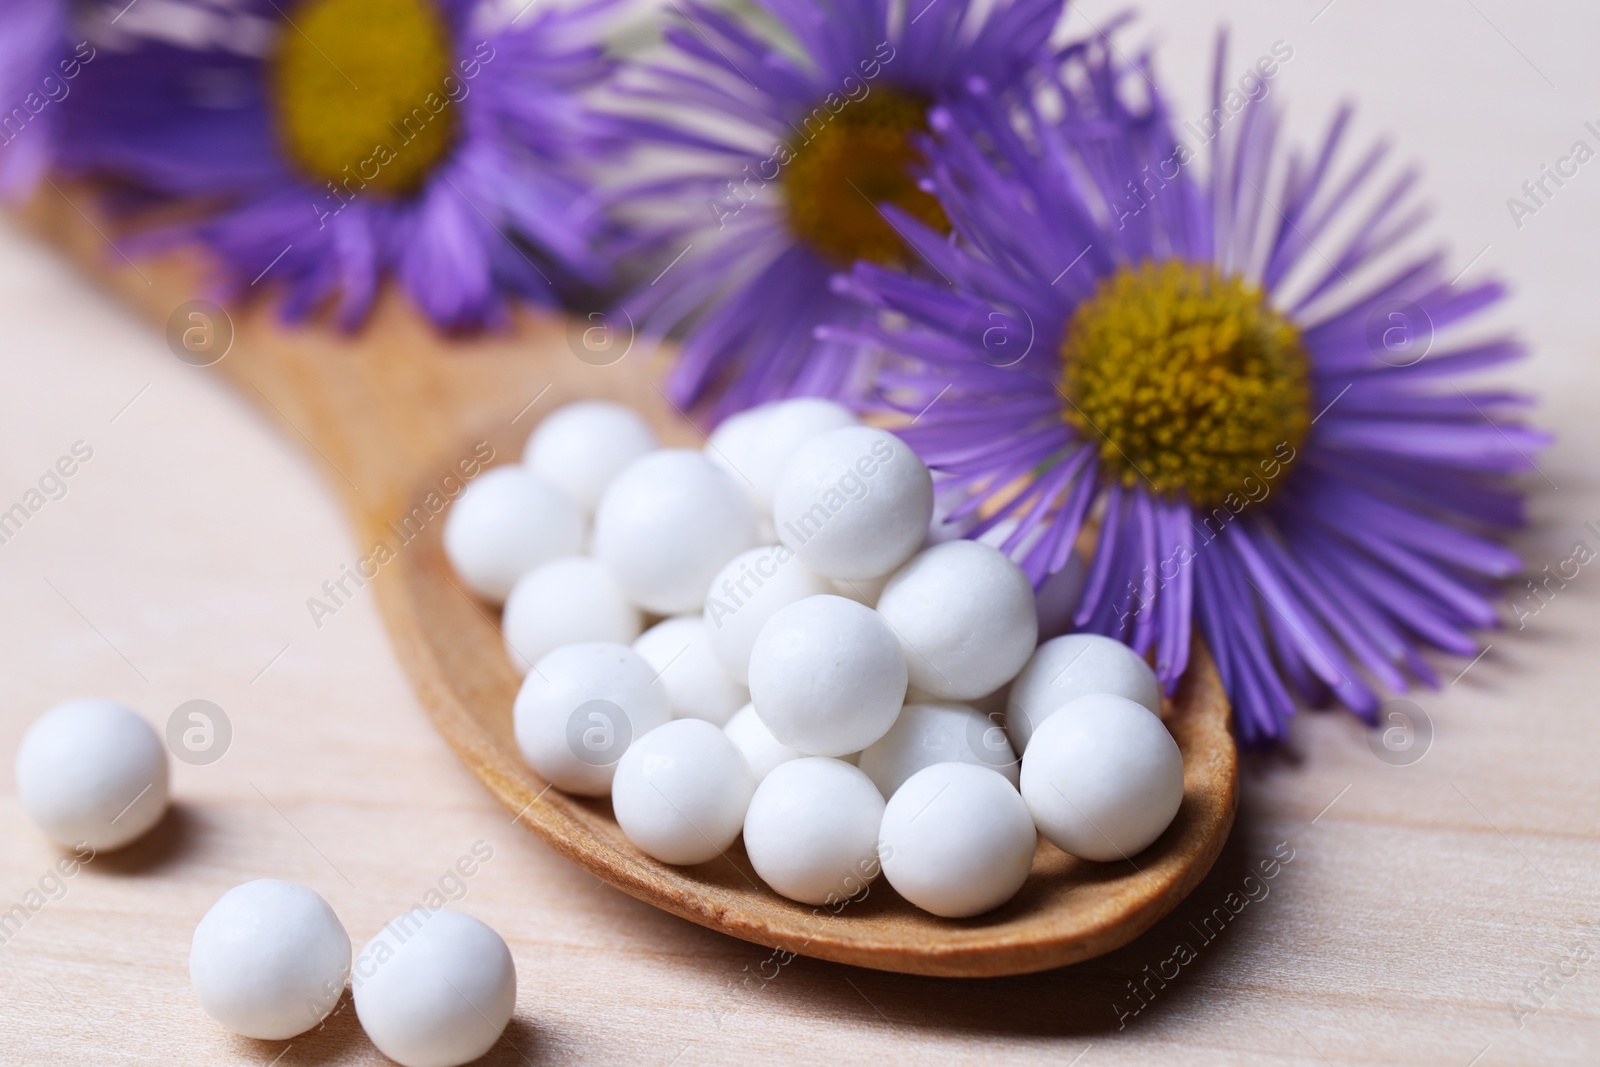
[834,35,1548,743]
[64,0,625,330]
[0,0,76,199]
[620,0,1074,418]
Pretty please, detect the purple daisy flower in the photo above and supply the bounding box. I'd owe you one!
[0,0,81,198]
[834,34,1549,743]
[65,0,624,329]
[620,0,1076,417]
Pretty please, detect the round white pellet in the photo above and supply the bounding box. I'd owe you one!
[522,400,657,514]
[594,449,758,614]
[706,397,858,513]
[502,557,641,675]
[632,616,748,726]
[354,909,515,1067]
[703,544,832,684]
[747,595,907,757]
[876,540,1038,701]
[1019,693,1184,861]
[829,573,890,607]
[773,426,933,580]
[743,758,885,905]
[923,507,969,547]
[512,642,670,796]
[924,475,989,547]
[15,699,169,851]
[722,703,803,781]
[443,466,583,602]
[857,702,1019,798]
[879,763,1036,918]
[975,520,1087,640]
[1006,634,1162,753]
[611,718,756,865]
[190,879,351,1040]
[964,681,1012,719]
[1035,550,1087,640]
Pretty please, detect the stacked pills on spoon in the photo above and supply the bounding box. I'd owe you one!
[445,397,1186,918]
[3,395,1187,1066]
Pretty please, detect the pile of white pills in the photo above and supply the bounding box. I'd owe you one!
[445,397,1190,919]
[1,396,1192,1064]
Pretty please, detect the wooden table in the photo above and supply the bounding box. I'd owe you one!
[1,1,1596,1063]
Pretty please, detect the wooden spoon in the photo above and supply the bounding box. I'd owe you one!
[22,190,1237,977]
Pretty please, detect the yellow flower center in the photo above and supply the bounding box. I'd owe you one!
[1061,261,1312,506]
[781,88,949,266]
[269,0,457,196]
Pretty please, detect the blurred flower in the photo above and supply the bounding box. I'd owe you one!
[0,0,80,198]
[66,0,626,329]
[619,0,1074,417]
[835,34,1548,742]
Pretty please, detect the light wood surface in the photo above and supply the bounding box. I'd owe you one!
[2,0,1598,1062]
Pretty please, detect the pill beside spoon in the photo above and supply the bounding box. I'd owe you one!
[13,699,519,1066]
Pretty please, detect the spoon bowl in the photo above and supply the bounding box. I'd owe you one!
[25,190,1237,977]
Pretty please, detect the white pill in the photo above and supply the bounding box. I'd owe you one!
[722,703,803,781]
[876,540,1038,700]
[513,642,670,795]
[190,879,351,1040]
[1035,550,1087,640]
[444,466,583,602]
[830,573,890,607]
[502,557,641,675]
[923,501,969,546]
[773,426,933,580]
[1020,693,1184,861]
[879,763,1036,918]
[747,595,907,757]
[632,615,748,726]
[594,449,758,614]
[706,397,858,513]
[354,909,516,1067]
[976,520,1087,640]
[611,718,756,865]
[858,702,1019,798]
[703,544,832,684]
[15,699,169,851]
[971,516,1016,548]
[522,400,657,514]
[964,681,1012,719]
[743,758,885,905]
[1006,633,1162,753]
